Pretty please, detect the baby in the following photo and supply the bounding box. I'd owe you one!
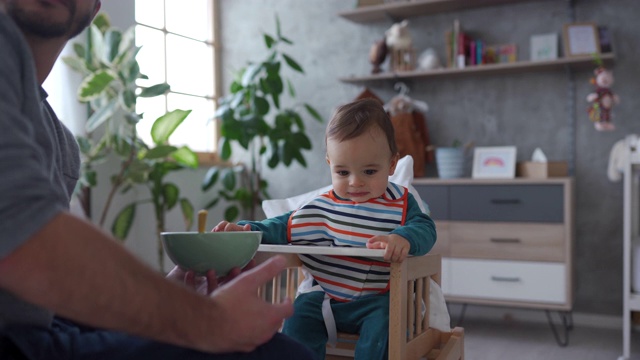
[214,98,436,360]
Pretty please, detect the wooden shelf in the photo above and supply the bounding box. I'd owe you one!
[339,53,615,84]
[338,0,553,23]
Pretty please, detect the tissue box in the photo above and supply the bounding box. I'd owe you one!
[516,161,568,178]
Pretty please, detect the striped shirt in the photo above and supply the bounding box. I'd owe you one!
[288,182,408,302]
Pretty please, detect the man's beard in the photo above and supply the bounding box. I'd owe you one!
[6,1,93,40]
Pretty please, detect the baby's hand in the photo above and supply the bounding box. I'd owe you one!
[212,221,251,232]
[366,234,410,263]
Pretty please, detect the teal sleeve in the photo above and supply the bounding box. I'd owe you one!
[391,192,437,256]
[237,211,293,244]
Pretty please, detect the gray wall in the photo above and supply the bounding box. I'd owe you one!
[218,0,640,316]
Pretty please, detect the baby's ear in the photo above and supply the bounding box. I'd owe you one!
[388,153,400,175]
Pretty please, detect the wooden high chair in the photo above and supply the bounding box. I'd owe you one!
[254,245,465,360]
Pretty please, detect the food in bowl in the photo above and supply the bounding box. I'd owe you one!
[160,231,262,276]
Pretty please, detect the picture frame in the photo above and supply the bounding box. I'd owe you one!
[530,33,558,61]
[472,146,517,179]
[562,22,600,57]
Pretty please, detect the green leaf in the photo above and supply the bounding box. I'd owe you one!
[112,203,135,241]
[279,36,293,45]
[139,83,170,98]
[163,183,179,210]
[121,88,136,111]
[292,132,312,150]
[62,56,88,75]
[84,169,98,187]
[220,138,232,160]
[151,109,192,144]
[282,142,293,166]
[241,64,262,87]
[144,145,177,159]
[304,104,323,122]
[275,15,282,39]
[253,96,270,116]
[105,29,122,62]
[222,169,236,191]
[204,197,220,210]
[90,25,105,62]
[171,146,199,168]
[78,70,116,102]
[202,167,220,191]
[264,34,275,49]
[282,53,303,73]
[92,12,111,34]
[85,98,117,132]
[224,205,239,222]
[180,198,194,231]
[76,136,91,154]
[73,43,86,59]
[287,78,296,98]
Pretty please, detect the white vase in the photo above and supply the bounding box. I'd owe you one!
[435,147,465,179]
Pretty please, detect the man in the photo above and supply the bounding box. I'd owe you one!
[0,0,313,359]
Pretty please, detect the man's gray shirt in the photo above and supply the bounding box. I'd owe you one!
[0,11,80,328]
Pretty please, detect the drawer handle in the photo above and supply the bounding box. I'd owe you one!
[490,199,521,205]
[491,276,521,282]
[490,238,521,244]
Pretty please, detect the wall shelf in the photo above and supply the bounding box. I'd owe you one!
[338,53,615,84]
[338,0,553,23]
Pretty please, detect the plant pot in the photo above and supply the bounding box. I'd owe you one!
[435,147,465,179]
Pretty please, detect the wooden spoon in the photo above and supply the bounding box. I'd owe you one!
[197,209,208,233]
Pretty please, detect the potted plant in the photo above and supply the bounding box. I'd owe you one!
[202,15,322,221]
[63,13,198,270]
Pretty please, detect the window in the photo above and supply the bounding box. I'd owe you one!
[134,0,220,156]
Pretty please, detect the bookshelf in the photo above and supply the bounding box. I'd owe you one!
[339,0,555,23]
[339,53,615,84]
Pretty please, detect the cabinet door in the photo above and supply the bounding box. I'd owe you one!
[449,185,564,222]
[414,185,449,220]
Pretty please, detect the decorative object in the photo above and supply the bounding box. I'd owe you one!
[517,161,568,178]
[562,22,600,57]
[472,146,517,179]
[587,65,620,131]
[385,20,416,71]
[436,147,465,179]
[369,37,388,74]
[202,15,322,221]
[63,13,198,271]
[530,33,558,61]
[417,48,442,70]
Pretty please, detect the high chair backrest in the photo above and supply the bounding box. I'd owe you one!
[254,245,464,360]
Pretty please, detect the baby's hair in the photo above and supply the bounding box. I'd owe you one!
[325,98,398,155]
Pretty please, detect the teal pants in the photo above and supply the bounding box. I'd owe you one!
[282,291,390,360]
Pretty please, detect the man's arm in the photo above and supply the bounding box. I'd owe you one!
[0,211,292,353]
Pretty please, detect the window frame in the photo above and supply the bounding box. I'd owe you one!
[134,0,222,166]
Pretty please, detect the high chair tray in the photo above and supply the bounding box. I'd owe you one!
[258,244,385,257]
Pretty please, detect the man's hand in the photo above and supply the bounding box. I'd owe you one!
[205,255,293,353]
[366,234,410,262]
[212,221,251,232]
[166,259,257,295]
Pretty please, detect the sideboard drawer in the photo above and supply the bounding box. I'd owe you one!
[449,222,565,262]
[414,185,449,220]
[448,258,566,304]
[449,185,564,222]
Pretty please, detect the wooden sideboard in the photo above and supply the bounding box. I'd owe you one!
[413,177,574,312]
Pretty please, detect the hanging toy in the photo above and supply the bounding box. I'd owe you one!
[586,66,620,131]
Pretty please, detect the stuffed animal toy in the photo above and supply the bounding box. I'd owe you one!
[385,20,412,50]
[587,66,620,131]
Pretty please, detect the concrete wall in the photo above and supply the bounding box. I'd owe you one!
[217,0,640,317]
[57,0,639,317]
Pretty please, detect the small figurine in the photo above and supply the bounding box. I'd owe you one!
[369,37,387,74]
[587,66,620,131]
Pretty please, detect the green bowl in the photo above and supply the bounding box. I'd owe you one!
[160,231,262,276]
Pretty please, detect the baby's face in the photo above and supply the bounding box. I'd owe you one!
[326,127,397,203]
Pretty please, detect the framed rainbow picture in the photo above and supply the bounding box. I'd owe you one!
[472,146,517,179]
